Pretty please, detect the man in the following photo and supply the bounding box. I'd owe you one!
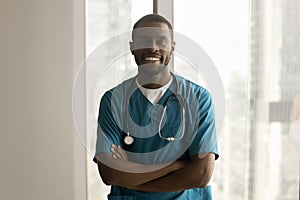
[94,14,219,199]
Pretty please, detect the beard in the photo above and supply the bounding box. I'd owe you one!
[138,63,168,76]
[136,54,171,75]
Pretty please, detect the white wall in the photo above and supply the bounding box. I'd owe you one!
[0,0,86,199]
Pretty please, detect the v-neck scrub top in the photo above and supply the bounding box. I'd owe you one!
[94,75,219,200]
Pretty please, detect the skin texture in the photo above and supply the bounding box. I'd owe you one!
[130,22,175,89]
[109,145,215,192]
[96,20,216,192]
[96,150,189,187]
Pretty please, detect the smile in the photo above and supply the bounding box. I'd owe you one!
[144,57,160,61]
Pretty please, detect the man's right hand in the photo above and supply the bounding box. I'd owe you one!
[110,144,128,160]
[110,144,189,171]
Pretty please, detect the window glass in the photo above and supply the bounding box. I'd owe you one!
[174,1,249,199]
[86,1,152,199]
[175,1,300,200]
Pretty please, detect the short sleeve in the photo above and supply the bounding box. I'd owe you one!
[93,91,123,163]
[189,89,219,160]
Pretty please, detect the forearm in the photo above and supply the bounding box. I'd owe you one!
[128,153,215,192]
[97,152,187,187]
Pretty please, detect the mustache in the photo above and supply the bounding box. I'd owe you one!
[142,54,162,59]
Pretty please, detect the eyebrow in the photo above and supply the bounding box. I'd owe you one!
[135,35,169,40]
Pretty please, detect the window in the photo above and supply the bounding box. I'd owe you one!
[86,1,153,199]
[85,1,300,199]
[174,1,249,199]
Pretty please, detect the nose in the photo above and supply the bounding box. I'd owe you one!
[148,40,159,52]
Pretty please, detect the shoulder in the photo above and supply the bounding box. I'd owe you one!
[102,76,136,100]
[174,74,211,98]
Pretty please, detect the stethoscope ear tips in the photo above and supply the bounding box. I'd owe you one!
[166,137,175,141]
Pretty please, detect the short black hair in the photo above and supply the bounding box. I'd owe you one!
[132,14,173,40]
[133,14,173,30]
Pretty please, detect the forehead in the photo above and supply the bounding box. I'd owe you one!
[132,22,172,39]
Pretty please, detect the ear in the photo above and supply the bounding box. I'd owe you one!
[171,41,176,52]
[129,41,134,54]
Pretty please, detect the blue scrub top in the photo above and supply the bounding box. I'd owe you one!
[94,75,219,200]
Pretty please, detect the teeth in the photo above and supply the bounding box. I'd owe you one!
[144,57,160,61]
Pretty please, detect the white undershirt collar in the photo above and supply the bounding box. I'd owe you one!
[136,76,173,104]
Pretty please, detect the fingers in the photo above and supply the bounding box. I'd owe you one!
[117,145,128,159]
[110,144,128,160]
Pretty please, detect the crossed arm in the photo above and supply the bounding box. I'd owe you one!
[96,144,215,192]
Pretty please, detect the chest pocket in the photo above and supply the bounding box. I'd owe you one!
[160,99,182,138]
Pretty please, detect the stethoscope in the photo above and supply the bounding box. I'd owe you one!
[124,74,185,145]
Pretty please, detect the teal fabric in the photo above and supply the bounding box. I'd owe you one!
[94,75,219,199]
[107,186,212,200]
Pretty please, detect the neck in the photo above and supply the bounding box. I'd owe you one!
[137,70,171,89]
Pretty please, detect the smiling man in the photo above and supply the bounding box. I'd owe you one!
[130,17,175,88]
[94,14,219,200]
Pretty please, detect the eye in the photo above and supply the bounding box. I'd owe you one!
[140,39,148,44]
[135,38,151,47]
[157,39,168,45]
[157,39,168,46]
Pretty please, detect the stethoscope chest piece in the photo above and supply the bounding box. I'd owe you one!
[124,134,134,145]
[123,74,185,146]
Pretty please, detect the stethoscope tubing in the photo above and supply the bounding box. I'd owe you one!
[124,73,185,145]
